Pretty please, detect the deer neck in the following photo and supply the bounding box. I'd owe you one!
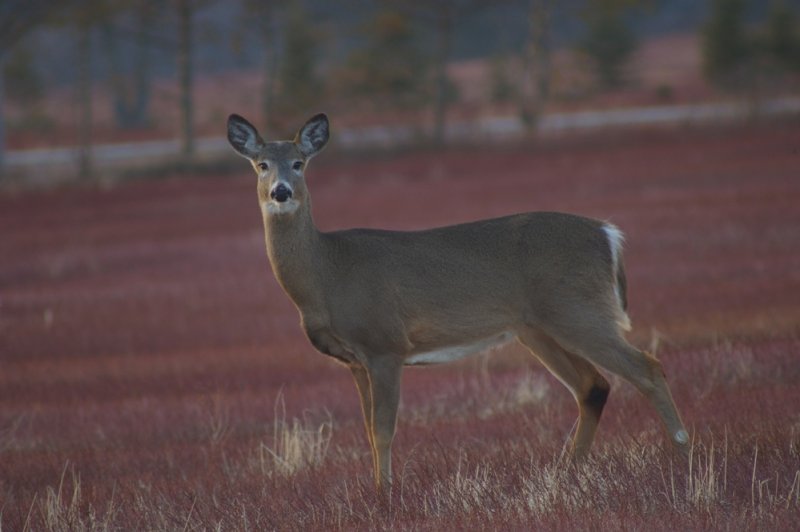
[262,202,325,309]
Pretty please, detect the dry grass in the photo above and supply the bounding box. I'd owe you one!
[3,337,799,531]
[257,393,333,477]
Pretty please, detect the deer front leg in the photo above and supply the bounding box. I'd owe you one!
[367,356,403,489]
[350,365,377,476]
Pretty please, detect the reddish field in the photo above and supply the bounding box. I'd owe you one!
[1,122,799,530]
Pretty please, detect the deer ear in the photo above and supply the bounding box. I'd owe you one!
[227,114,264,159]
[294,113,329,158]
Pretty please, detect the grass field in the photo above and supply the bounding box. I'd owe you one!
[1,122,799,530]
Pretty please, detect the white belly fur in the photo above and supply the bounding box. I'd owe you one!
[404,331,515,366]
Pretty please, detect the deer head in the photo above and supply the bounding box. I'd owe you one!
[227,113,329,217]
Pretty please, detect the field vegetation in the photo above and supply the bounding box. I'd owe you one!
[1,122,799,530]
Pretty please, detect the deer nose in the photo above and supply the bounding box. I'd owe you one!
[270,183,292,203]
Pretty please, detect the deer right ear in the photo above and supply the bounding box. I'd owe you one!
[295,113,329,159]
[227,114,264,159]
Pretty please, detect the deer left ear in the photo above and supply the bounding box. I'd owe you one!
[294,113,329,159]
[227,114,264,159]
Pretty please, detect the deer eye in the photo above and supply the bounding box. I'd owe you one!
[258,162,268,171]
[292,161,303,171]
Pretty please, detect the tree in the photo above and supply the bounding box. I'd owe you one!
[703,0,800,116]
[240,0,283,136]
[579,0,639,89]
[69,0,118,180]
[489,55,516,104]
[25,0,158,180]
[344,10,428,107]
[765,0,800,71]
[77,14,93,179]
[3,46,44,108]
[276,0,320,122]
[0,0,56,51]
[519,0,553,128]
[430,1,457,146]
[0,0,58,176]
[702,0,750,89]
[394,0,493,146]
[177,0,194,158]
[102,0,157,129]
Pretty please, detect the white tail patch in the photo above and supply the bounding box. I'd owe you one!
[603,223,631,331]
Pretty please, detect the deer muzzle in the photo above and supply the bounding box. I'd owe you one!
[270,183,293,203]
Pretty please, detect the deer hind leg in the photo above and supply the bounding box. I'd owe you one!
[518,328,610,459]
[350,365,377,477]
[365,356,403,489]
[548,323,689,451]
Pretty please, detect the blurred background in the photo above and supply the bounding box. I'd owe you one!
[1,0,799,185]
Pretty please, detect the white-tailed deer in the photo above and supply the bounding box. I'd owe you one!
[227,113,689,489]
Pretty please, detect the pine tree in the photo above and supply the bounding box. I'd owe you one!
[703,0,750,88]
[579,0,640,89]
[278,1,319,117]
[765,0,800,70]
[581,10,636,88]
[344,10,427,107]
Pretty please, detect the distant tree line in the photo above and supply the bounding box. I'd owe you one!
[1,0,799,179]
[703,0,800,94]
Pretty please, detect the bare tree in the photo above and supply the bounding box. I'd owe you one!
[0,0,59,176]
[63,0,117,181]
[343,9,428,108]
[391,0,493,146]
[103,0,157,129]
[0,50,6,175]
[519,0,553,129]
[276,0,321,128]
[0,0,54,51]
[73,0,125,180]
[431,4,454,146]
[579,0,642,89]
[240,0,283,137]
[177,0,194,159]
[76,15,93,179]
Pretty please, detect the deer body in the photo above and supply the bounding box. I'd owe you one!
[228,113,689,489]
[271,212,623,365]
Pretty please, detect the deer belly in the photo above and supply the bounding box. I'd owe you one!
[404,331,515,366]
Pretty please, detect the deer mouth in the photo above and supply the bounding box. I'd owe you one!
[263,197,299,216]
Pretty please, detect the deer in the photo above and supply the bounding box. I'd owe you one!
[226,112,689,490]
